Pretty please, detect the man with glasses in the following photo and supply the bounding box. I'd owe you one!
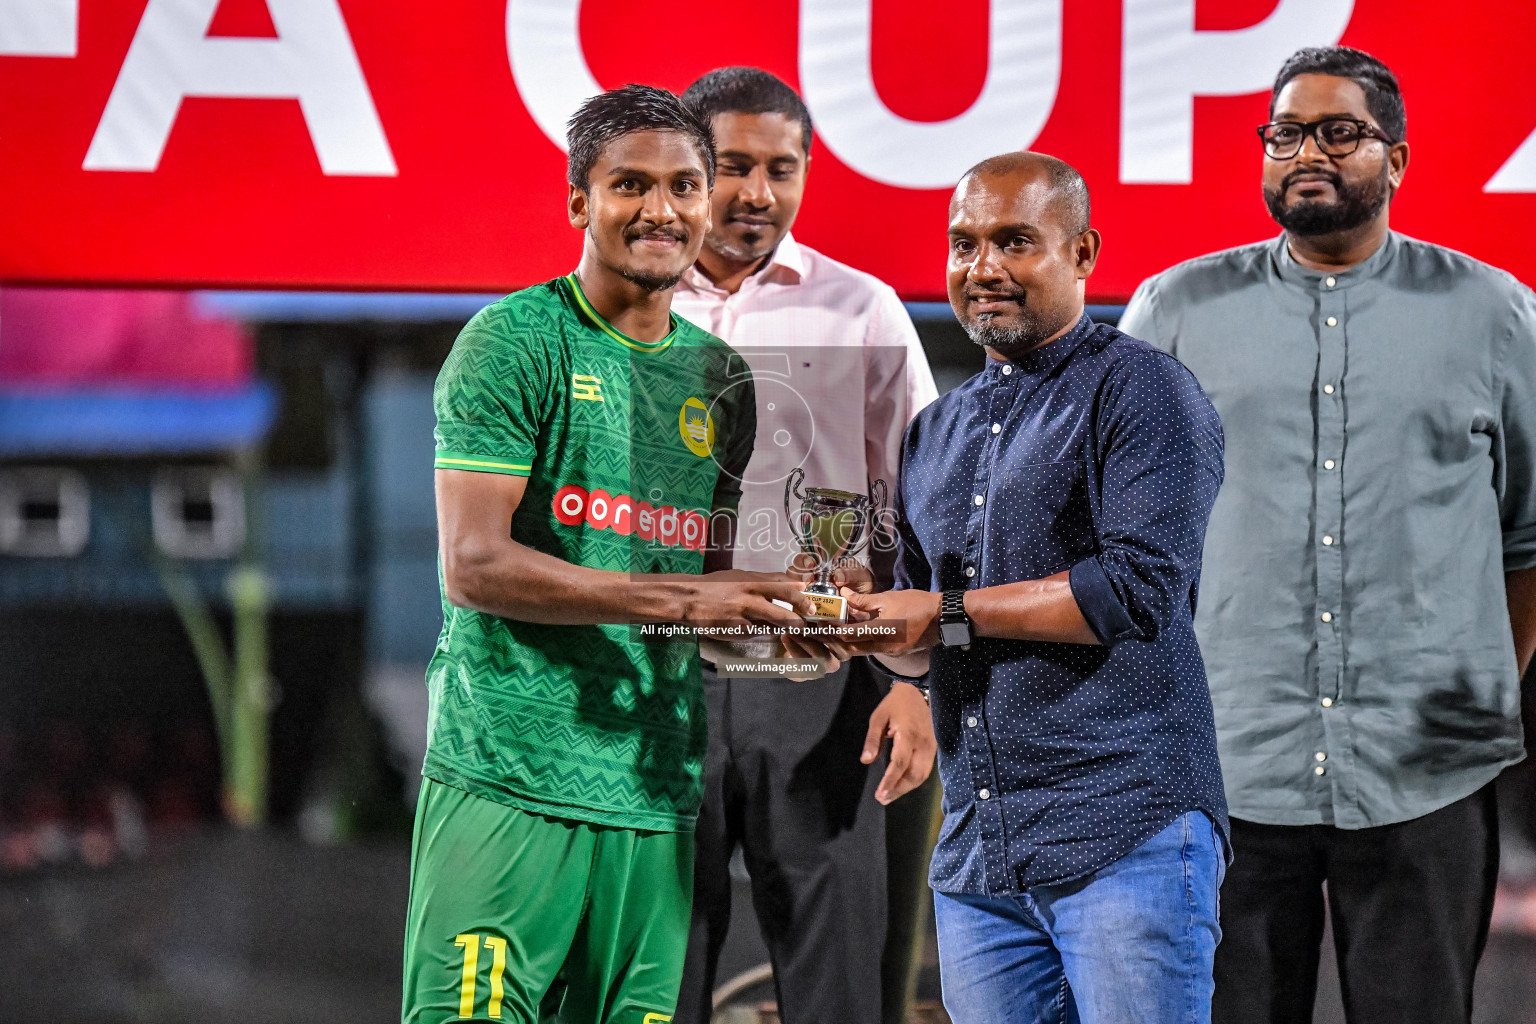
[1121,46,1536,1024]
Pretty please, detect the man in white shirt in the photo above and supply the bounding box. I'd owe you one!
[670,67,939,1024]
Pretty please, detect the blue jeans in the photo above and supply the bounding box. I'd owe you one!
[935,811,1224,1024]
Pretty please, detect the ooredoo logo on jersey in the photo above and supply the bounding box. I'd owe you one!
[552,484,709,551]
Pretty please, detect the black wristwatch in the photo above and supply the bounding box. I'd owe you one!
[938,590,973,649]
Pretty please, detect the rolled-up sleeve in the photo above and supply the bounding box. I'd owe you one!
[1498,288,1536,572]
[1069,351,1224,645]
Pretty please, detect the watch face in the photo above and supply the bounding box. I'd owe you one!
[940,621,971,648]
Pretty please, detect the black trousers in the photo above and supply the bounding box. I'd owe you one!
[1213,782,1499,1024]
[674,659,888,1024]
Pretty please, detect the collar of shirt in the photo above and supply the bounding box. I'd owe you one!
[981,311,1095,383]
[678,231,805,299]
[1271,229,1401,292]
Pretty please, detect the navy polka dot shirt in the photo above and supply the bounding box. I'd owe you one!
[897,314,1230,893]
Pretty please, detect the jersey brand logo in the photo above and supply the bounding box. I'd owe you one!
[679,397,714,457]
[572,374,603,402]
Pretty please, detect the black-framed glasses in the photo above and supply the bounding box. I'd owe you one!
[1256,118,1395,159]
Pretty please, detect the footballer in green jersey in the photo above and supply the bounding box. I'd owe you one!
[427,269,762,832]
[400,86,814,1024]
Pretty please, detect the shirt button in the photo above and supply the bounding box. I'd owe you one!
[967,716,978,727]
[1326,316,1338,327]
[1320,611,1333,623]
[1321,697,1334,707]
[974,495,984,506]
[1326,276,1337,287]
[964,566,976,578]
[991,423,1002,434]
[1322,535,1334,546]
[1324,459,1336,470]
[979,788,991,800]
[1314,765,1326,776]
[1001,365,1013,376]
[1315,751,1327,762]
[1323,383,1335,395]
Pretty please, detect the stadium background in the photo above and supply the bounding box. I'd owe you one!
[2,1,1536,1021]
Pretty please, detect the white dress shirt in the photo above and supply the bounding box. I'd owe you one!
[672,233,938,575]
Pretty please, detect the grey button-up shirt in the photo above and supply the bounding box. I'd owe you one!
[1121,232,1536,829]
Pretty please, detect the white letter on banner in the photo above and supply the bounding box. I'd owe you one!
[84,0,395,175]
[798,0,1061,190]
[506,0,601,152]
[1121,0,1353,184]
[0,0,76,56]
[1487,129,1536,193]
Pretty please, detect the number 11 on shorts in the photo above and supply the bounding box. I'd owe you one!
[454,933,507,1018]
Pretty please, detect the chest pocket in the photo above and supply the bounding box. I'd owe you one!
[990,457,1095,576]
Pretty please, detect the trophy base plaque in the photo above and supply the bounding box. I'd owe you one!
[804,589,848,623]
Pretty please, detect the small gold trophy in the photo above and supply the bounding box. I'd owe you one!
[784,468,888,622]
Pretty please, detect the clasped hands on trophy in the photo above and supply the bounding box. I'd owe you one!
[689,470,941,675]
[776,558,941,670]
[773,469,943,674]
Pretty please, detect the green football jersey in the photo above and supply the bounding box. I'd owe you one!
[425,273,755,833]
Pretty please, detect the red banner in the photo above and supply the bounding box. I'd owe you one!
[1,0,1533,300]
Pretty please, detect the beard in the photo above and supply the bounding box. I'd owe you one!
[1264,161,1390,237]
[618,266,683,292]
[614,224,688,292]
[959,305,1062,352]
[705,211,780,265]
[705,230,770,265]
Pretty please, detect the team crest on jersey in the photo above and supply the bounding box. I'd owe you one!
[679,397,714,457]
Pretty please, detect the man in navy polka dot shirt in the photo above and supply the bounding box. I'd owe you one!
[840,152,1229,1024]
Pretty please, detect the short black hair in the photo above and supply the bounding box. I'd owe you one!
[681,67,813,157]
[963,151,1091,237]
[1271,46,1405,143]
[566,84,715,191]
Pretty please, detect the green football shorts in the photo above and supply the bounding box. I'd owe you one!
[401,778,693,1024]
